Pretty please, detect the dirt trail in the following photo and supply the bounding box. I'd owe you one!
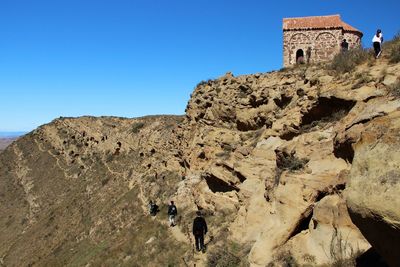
[13,145,39,223]
[137,180,209,266]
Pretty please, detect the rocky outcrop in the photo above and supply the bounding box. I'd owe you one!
[1,57,399,266]
[346,111,400,267]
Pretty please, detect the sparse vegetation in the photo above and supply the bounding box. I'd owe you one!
[207,247,241,267]
[274,151,309,186]
[351,71,373,89]
[330,48,370,74]
[196,79,213,88]
[131,122,145,133]
[277,151,309,172]
[383,33,400,63]
[207,241,250,267]
[238,91,249,98]
[267,251,299,267]
[143,170,182,201]
[328,229,361,267]
[105,151,114,162]
[302,253,316,264]
[301,109,348,133]
[215,144,234,160]
[388,79,400,98]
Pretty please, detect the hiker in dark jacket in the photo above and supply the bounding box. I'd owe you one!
[192,211,208,252]
[149,200,158,216]
[167,201,177,227]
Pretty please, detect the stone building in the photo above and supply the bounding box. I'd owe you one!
[283,15,363,67]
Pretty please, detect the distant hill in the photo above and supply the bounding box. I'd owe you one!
[0,131,27,138]
[0,138,17,151]
[0,132,26,151]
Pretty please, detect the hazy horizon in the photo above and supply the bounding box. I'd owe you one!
[0,131,28,138]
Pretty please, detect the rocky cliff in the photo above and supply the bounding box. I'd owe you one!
[1,49,399,266]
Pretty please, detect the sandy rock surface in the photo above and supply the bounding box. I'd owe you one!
[346,111,400,267]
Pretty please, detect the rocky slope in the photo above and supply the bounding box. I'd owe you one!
[1,52,399,266]
[0,138,17,152]
[346,111,400,267]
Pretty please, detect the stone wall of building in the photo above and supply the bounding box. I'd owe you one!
[344,32,362,49]
[283,29,362,67]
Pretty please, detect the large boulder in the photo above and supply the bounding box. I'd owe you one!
[346,111,400,267]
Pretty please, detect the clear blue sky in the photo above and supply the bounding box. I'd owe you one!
[0,0,399,131]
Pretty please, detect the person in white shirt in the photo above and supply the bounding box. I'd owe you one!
[372,29,383,58]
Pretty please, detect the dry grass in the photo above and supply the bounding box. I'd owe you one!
[207,241,250,267]
[351,71,373,89]
[324,229,362,267]
[131,122,145,134]
[196,79,213,88]
[301,109,348,133]
[329,48,370,74]
[388,79,400,98]
[267,251,299,267]
[274,151,309,186]
[41,187,190,267]
[278,152,309,172]
[383,33,400,63]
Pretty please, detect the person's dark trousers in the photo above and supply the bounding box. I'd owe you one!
[373,42,381,58]
[194,234,204,251]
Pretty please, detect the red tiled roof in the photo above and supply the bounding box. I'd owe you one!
[283,15,362,34]
[341,21,361,33]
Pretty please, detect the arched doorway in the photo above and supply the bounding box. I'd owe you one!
[296,49,304,64]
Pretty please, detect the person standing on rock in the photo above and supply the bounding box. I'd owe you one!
[372,29,383,59]
[192,210,208,252]
[168,200,177,227]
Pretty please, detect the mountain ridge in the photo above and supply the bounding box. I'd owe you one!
[1,45,400,266]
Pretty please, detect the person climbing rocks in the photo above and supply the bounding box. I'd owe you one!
[192,210,208,253]
[341,39,349,52]
[149,200,158,216]
[372,29,384,59]
[167,200,178,227]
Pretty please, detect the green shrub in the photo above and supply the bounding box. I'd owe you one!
[330,48,370,74]
[131,122,145,134]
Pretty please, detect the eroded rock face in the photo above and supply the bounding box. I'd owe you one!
[346,111,400,267]
[283,194,370,265]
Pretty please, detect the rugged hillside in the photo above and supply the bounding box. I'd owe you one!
[0,138,17,152]
[0,116,190,266]
[1,47,399,266]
